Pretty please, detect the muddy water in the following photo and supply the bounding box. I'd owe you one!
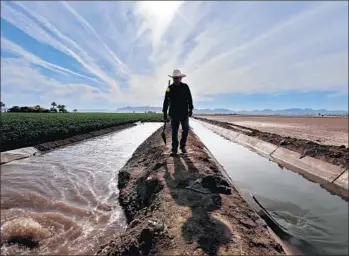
[0,123,161,255]
[190,120,348,255]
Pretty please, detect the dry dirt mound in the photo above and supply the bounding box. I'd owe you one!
[97,127,285,256]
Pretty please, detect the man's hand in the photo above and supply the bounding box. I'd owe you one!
[189,110,193,117]
[163,113,169,122]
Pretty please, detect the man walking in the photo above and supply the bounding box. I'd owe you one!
[162,69,194,156]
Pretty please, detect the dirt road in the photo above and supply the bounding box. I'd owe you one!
[199,115,348,147]
[97,127,285,255]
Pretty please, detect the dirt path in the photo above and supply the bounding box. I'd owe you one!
[97,127,285,255]
[194,116,349,169]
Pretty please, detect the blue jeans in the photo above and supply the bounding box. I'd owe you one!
[171,117,189,153]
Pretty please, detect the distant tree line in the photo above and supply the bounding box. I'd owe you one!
[1,101,78,113]
[8,105,51,113]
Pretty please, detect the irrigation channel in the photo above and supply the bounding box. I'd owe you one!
[190,119,348,255]
[1,122,162,255]
[0,120,348,255]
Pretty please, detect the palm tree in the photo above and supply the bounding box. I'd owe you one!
[57,105,67,113]
[51,102,57,109]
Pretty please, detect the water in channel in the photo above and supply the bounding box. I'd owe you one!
[190,119,348,255]
[0,122,161,255]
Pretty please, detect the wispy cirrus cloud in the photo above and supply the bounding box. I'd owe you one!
[1,1,348,110]
[1,37,101,83]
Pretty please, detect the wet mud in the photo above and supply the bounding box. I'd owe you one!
[194,116,349,169]
[97,126,285,255]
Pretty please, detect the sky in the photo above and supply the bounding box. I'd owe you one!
[1,1,348,111]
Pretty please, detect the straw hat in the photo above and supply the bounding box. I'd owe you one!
[168,69,186,78]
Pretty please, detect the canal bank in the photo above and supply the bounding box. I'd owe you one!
[1,122,137,165]
[97,125,286,255]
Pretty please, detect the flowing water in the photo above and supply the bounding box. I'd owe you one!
[0,123,161,255]
[190,120,348,255]
[1,120,348,255]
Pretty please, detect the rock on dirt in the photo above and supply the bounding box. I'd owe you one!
[198,175,232,195]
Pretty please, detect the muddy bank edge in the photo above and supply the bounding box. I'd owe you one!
[193,116,348,201]
[97,126,287,255]
[0,122,137,164]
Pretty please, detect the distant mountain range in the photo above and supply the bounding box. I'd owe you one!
[233,108,348,115]
[117,106,162,113]
[115,106,348,115]
[116,106,232,114]
[79,109,115,113]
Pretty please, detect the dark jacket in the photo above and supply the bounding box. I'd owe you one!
[162,82,193,120]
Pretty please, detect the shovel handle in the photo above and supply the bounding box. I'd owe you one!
[163,120,167,130]
[162,80,171,130]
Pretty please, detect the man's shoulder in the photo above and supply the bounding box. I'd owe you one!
[166,84,173,92]
[182,83,191,92]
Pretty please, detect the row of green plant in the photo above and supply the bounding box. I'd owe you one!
[1,112,162,152]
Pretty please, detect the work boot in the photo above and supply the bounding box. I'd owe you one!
[170,151,178,157]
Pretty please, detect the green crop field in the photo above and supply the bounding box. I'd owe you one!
[1,112,163,152]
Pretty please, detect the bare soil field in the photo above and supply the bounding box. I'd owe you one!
[97,127,285,255]
[199,115,348,147]
[194,116,348,169]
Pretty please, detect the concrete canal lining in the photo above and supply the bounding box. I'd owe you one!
[195,120,348,200]
[0,147,39,164]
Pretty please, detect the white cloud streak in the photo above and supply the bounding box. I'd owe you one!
[1,1,348,108]
[1,58,108,107]
[2,1,125,98]
[60,1,130,76]
[1,37,101,84]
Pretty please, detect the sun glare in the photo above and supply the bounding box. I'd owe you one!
[139,1,184,18]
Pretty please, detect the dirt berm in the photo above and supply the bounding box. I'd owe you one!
[194,116,349,169]
[96,126,285,256]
